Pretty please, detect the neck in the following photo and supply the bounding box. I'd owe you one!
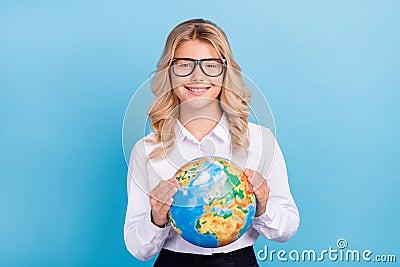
[178,99,223,142]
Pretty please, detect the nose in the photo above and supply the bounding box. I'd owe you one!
[190,62,205,82]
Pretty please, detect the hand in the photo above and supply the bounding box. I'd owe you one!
[149,178,178,227]
[244,168,270,217]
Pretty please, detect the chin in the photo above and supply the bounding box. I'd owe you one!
[181,97,217,109]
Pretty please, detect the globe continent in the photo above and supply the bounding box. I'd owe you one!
[167,156,256,248]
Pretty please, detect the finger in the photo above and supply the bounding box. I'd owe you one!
[158,198,174,215]
[244,169,255,193]
[253,183,270,203]
[251,173,265,191]
[152,186,178,204]
[157,179,178,192]
[151,195,174,213]
[162,199,173,212]
[244,168,255,178]
[253,187,266,200]
[247,176,254,193]
[151,179,178,198]
[167,177,179,186]
[248,183,253,193]
[158,181,179,195]
[245,168,263,187]
[253,179,266,192]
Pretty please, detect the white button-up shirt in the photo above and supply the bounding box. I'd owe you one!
[124,113,299,261]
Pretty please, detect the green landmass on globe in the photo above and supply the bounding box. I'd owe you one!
[167,156,256,248]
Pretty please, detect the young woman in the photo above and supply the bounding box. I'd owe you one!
[124,19,299,267]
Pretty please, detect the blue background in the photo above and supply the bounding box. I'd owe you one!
[1,1,399,266]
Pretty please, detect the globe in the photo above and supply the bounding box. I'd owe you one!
[167,156,256,248]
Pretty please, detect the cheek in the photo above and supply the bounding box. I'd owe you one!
[210,86,222,97]
[171,75,190,89]
[172,87,185,100]
[170,72,224,88]
[209,76,224,87]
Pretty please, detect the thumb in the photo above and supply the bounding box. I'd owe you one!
[168,177,179,186]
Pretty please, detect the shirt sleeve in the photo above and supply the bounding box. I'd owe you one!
[123,141,171,261]
[251,128,300,242]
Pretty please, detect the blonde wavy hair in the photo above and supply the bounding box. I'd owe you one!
[147,19,252,159]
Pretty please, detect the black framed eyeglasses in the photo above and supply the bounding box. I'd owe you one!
[170,58,226,77]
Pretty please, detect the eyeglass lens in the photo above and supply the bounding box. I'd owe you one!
[172,59,224,77]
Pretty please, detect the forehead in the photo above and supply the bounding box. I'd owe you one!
[174,40,220,59]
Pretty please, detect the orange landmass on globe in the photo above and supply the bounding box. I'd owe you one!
[196,175,255,246]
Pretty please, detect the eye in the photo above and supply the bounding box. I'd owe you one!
[173,59,193,69]
[205,63,217,68]
[178,63,190,68]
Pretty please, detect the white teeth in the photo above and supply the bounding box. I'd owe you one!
[186,87,208,93]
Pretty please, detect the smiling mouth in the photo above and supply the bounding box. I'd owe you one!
[184,86,211,93]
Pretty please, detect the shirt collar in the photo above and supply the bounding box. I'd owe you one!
[174,113,230,144]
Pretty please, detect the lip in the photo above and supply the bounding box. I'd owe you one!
[184,85,211,96]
